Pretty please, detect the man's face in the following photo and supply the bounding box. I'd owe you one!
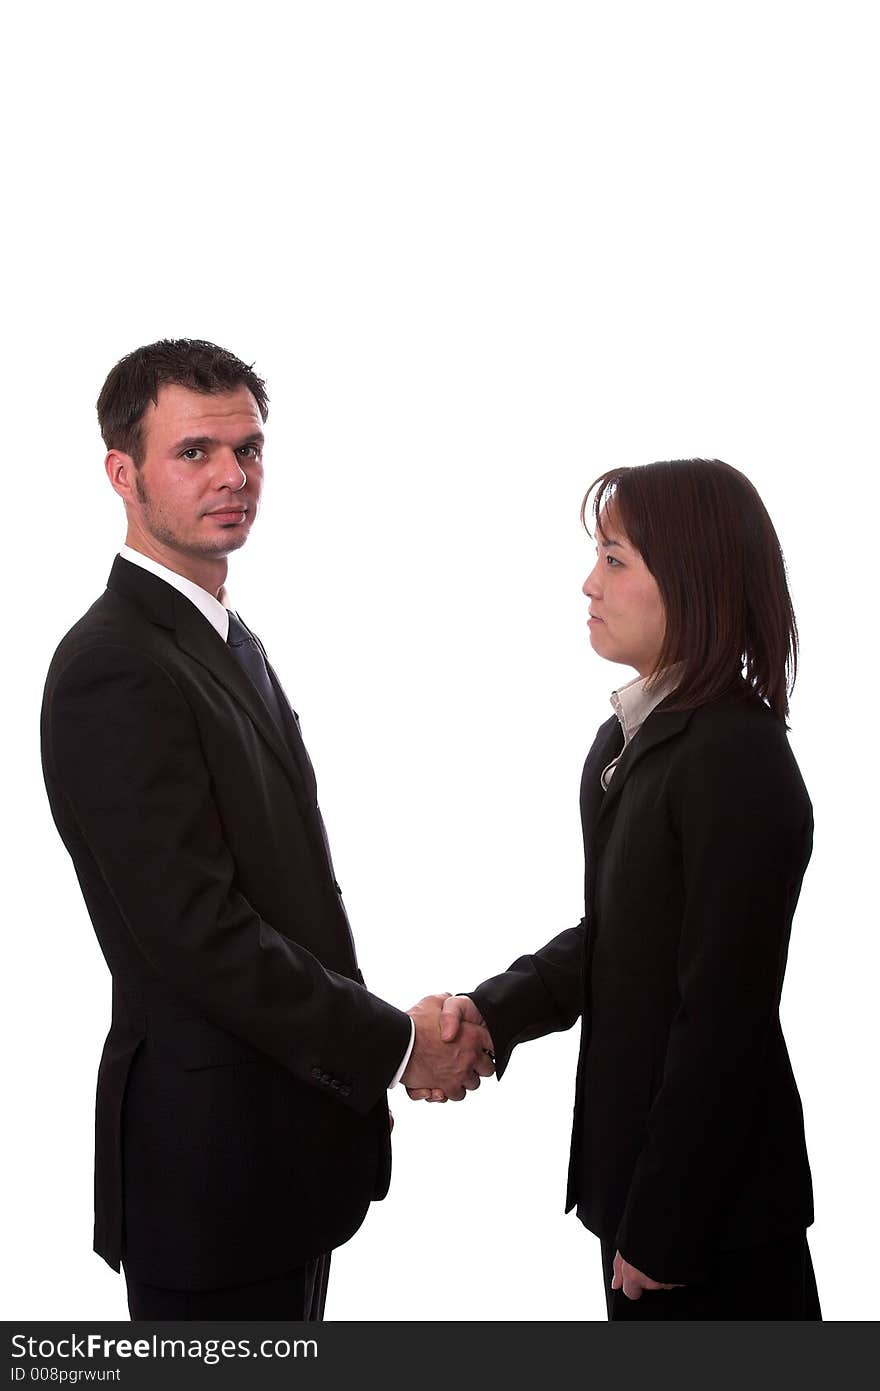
[120,383,265,561]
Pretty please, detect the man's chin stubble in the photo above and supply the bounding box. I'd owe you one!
[147,524,252,559]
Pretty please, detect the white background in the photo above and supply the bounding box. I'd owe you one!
[3,1,878,1322]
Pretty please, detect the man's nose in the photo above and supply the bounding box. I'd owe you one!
[217,450,247,490]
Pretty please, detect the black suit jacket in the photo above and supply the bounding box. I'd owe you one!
[41,556,412,1289]
[470,678,815,1284]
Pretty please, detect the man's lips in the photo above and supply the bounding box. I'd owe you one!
[205,507,249,521]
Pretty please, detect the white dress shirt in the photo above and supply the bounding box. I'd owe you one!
[118,547,415,1087]
[120,545,232,637]
[601,664,685,789]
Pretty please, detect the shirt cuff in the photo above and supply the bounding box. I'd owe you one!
[388,1017,416,1088]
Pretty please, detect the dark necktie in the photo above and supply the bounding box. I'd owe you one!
[226,610,358,961]
[226,610,287,733]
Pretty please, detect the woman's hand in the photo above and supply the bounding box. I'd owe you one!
[405,995,495,1102]
[611,1250,685,1300]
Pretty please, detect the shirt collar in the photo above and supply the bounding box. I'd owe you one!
[609,662,685,745]
[119,545,232,641]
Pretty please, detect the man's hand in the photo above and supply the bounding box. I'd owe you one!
[405,995,495,1103]
[402,993,495,1101]
[611,1250,685,1300]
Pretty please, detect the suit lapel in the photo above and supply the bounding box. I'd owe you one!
[581,717,621,840]
[106,556,308,804]
[581,700,694,928]
[238,620,319,804]
[242,623,359,956]
[173,595,314,797]
[580,717,622,926]
[595,700,694,832]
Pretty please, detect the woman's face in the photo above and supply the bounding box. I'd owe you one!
[582,508,667,678]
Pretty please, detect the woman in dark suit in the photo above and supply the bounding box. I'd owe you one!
[412,458,820,1320]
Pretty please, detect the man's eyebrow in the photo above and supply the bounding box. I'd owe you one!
[171,431,265,451]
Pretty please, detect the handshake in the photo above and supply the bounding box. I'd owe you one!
[400,993,496,1102]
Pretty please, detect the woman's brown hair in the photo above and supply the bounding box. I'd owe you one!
[582,459,799,722]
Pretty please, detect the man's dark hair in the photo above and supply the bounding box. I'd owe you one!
[97,339,269,465]
[582,458,799,723]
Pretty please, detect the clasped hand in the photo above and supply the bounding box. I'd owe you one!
[402,994,495,1102]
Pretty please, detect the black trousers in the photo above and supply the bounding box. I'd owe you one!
[124,1253,331,1321]
[600,1233,821,1320]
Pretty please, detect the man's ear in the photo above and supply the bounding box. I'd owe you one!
[105,450,138,503]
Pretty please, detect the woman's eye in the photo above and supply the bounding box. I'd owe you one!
[605,555,621,567]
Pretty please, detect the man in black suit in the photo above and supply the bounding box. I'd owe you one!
[40,339,494,1320]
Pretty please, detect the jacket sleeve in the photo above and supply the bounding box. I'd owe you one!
[466,723,620,1076]
[468,921,585,1078]
[45,644,412,1115]
[614,713,813,1283]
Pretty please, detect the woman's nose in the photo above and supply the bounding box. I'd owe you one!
[582,564,601,598]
